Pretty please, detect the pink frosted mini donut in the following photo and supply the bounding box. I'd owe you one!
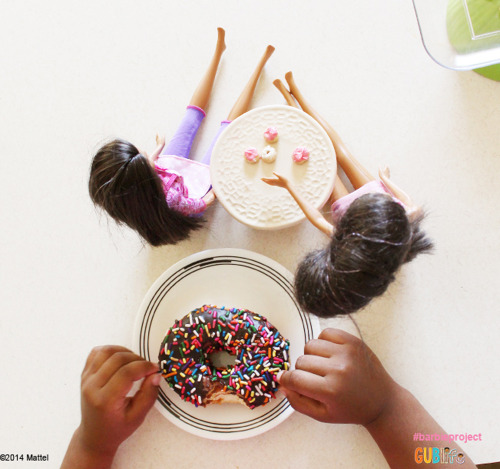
[264,126,279,143]
[292,146,310,165]
[244,147,260,164]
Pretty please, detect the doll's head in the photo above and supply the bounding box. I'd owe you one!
[89,139,203,246]
[294,193,433,318]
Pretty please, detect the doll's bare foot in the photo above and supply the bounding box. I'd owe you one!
[284,71,304,105]
[226,44,275,121]
[273,79,298,108]
[263,44,275,62]
[216,27,226,54]
[284,71,317,117]
[284,71,295,89]
[284,71,310,110]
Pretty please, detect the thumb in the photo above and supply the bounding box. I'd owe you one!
[127,373,161,424]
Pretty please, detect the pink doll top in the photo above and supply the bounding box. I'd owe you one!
[154,156,211,216]
[331,180,406,224]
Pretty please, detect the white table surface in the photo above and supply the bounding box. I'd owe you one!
[1,1,499,467]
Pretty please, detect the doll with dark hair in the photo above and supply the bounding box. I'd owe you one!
[89,28,275,246]
[263,72,433,318]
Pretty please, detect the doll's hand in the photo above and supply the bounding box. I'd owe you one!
[76,346,160,461]
[278,328,398,426]
[379,166,391,180]
[202,189,216,206]
[156,134,165,147]
[261,172,290,189]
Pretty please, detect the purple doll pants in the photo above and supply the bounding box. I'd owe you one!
[161,105,230,165]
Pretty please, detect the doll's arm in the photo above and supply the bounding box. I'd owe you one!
[148,135,166,165]
[262,172,334,236]
[378,167,423,221]
[202,189,216,207]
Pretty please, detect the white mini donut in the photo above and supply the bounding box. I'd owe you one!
[261,145,277,163]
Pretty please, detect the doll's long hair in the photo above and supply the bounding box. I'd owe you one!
[295,193,433,318]
[89,139,203,246]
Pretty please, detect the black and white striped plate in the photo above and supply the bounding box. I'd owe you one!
[133,248,320,440]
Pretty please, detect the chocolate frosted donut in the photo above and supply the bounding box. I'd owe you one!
[158,305,290,409]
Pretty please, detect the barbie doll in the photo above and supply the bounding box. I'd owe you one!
[89,28,274,246]
[263,73,433,317]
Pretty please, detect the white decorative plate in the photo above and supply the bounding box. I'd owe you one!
[133,248,320,440]
[210,105,336,230]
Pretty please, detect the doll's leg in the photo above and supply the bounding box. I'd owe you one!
[226,45,275,121]
[285,72,375,190]
[162,28,226,159]
[200,120,230,165]
[189,27,226,110]
[274,78,348,204]
[200,45,275,165]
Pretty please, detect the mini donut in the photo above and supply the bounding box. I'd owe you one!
[264,126,279,143]
[292,146,310,164]
[261,145,277,164]
[244,147,260,164]
[158,305,290,409]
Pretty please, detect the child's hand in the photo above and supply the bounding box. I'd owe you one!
[72,346,160,464]
[261,172,290,189]
[278,328,397,426]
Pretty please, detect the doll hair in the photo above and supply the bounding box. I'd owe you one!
[89,139,203,246]
[294,193,433,318]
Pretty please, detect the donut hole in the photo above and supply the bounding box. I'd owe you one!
[208,350,237,369]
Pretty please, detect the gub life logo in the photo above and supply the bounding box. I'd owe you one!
[415,447,466,464]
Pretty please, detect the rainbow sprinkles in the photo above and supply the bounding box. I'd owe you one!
[158,305,290,409]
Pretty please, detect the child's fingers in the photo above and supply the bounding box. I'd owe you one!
[81,347,101,376]
[91,351,147,388]
[82,345,132,379]
[318,328,356,345]
[283,388,327,422]
[126,373,161,424]
[278,369,328,401]
[295,354,330,377]
[303,338,340,358]
[100,360,159,402]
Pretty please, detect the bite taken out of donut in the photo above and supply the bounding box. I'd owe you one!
[158,305,290,409]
